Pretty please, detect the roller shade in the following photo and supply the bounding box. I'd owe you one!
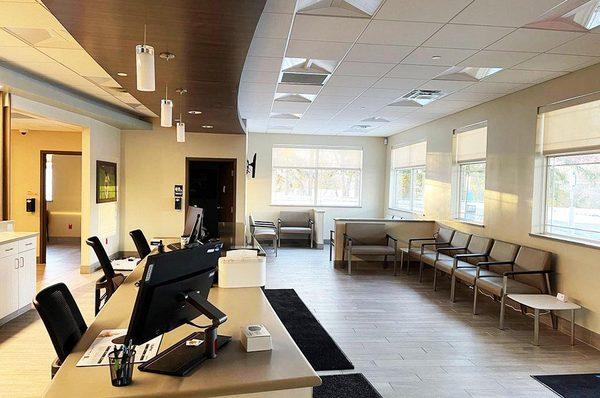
[538,97,600,154]
[391,141,427,168]
[272,146,362,168]
[455,124,487,162]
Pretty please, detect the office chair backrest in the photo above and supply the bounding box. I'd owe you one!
[129,229,151,259]
[86,236,115,280]
[33,283,87,364]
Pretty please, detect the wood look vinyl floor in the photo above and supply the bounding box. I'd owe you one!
[0,246,598,397]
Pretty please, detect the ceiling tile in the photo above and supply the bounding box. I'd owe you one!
[290,14,369,42]
[444,90,498,102]
[462,81,529,94]
[451,0,566,28]
[254,12,293,39]
[240,69,280,84]
[239,82,276,93]
[483,68,564,83]
[286,40,352,60]
[312,94,358,104]
[549,34,600,56]
[345,43,414,63]
[248,37,287,57]
[373,77,427,90]
[360,88,408,100]
[319,85,366,97]
[335,61,395,77]
[0,46,52,64]
[263,0,297,14]
[376,106,416,119]
[515,53,599,71]
[386,64,449,79]
[39,47,111,76]
[419,79,474,93]
[424,24,514,50]
[458,50,538,68]
[401,47,477,66]
[326,74,379,88]
[276,83,322,94]
[243,56,283,72]
[0,29,28,47]
[374,0,472,23]
[487,28,583,52]
[358,20,443,46]
[272,101,311,114]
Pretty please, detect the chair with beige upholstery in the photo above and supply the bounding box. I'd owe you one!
[249,215,278,256]
[432,234,493,291]
[277,211,314,248]
[343,223,398,275]
[473,246,553,329]
[400,226,455,275]
[419,231,471,283]
[451,240,519,302]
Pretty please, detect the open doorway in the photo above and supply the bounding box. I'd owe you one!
[186,158,236,240]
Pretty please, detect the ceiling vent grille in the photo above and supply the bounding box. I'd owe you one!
[345,124,374,132]
[389,89,444,107]
[281,72,329,85]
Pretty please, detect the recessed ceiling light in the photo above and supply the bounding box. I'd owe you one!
[202,125,214,129]
[117,72,128,77]
[431,55,442,60]
[188,110,202,115]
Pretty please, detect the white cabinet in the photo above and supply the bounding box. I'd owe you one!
[18,249,36,309]
[0,255,19,318]
[0,236,37,323]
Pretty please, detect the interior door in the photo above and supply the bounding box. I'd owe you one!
[18,250,36,308]
[218,161,235,224]
[0,255,19,317]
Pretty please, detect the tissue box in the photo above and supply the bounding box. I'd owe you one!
[240,325,272,352]
[218,250,266,288]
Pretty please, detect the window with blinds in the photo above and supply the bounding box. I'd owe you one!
[454,122,487,223]
[390,142,426,213]
[534,95,600,243]
[271,146,363,206]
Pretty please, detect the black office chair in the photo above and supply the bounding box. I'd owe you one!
[33,283,87,378]
[86,236,125,315]
[129,229,151,259]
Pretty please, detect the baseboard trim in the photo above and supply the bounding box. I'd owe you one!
[0,305,32,326]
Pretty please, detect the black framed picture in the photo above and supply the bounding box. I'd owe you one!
[96,160,117,203]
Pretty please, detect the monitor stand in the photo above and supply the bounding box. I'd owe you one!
[138,331,231,376]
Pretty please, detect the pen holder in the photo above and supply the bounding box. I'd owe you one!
[108,349,135,387]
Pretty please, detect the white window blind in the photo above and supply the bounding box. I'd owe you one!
[538,97,600,155]
[391,141,427,168]
[455,124,487,162]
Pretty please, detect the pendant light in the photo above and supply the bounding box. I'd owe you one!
[159,52,175,127]
[136,24,155,91]
[176,88,187,143]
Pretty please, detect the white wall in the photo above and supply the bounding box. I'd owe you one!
[384,63,600,335]
[247,133,387,239]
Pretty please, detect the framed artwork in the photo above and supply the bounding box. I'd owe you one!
[96,160,117,203]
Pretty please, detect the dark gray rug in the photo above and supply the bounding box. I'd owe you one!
[532,373,600,397]
[263,289,353,371]
[314,374,382,398]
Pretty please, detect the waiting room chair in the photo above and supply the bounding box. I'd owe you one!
[473,246,553,329]
[129,229,151,259]
[400,226,455,275]
[33,283,87,378]
[451,240,519,302]
[86,236,125,315]
[249,215,278,256]
[419,231,471,283]
[432,234,493,291]
[343,223,398,275]
[277,211,314,248]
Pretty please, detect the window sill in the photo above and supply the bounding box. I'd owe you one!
[529,232,600,250]
[454,218,485,228]
[270,203,362,209]
[388,208,425,217]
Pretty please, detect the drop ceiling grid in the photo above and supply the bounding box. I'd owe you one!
[242,0,600,136]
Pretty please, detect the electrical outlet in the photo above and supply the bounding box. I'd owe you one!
[105,238,108,245]
[68,223,73,230]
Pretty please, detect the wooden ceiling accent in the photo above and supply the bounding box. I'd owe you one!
[43,0,266,134]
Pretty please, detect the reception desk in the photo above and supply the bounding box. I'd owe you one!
[44,249,320,397]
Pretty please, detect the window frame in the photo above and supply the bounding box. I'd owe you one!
[389,165,425,214]
[270,145,363,208]
[455,160,486,224]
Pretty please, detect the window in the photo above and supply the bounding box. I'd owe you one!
[533,96,600,244]
[45,154,53,202]
[271,146,362,206]
[453,123,487,224]
[389,142,426,213]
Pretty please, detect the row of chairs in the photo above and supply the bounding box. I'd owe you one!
[402,226,553,329]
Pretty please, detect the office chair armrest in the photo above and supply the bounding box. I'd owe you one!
[502,270,553,276]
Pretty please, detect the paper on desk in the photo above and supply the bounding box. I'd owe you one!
[76,329,162,367]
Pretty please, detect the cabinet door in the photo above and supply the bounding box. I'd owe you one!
[18,250,37,309]
[0,255,19,318]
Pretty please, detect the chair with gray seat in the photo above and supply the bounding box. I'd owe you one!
[400,226,455,275]
[249,214,278,256]
[432,234,493,291]
[343,223,398,275]
[473,246,553,329]
[451,240,520,302]
[277,211,314,248]
[419,231,471,283]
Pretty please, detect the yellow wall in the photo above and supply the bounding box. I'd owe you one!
[47,154,82,238]
[120,123,247,252]
[10,129,82,254]
[385,63,600,334]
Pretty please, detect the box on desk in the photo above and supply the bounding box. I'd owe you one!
[240,325,272,352]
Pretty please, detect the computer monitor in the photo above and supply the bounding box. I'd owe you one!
[125,242,230,376]
[183,206,203,236]
[186,213,202,247]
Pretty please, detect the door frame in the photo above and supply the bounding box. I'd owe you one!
[185,157,237,226]
[39,150,82,264]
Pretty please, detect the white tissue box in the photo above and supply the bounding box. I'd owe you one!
[218,250,266,288]
[240,325,272,352]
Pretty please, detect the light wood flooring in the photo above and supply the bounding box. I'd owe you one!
[0,245,598,397]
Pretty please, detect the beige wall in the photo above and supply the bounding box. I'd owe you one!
[48,154,82,238]
[247,133,387,239]
[120,123,247,252]
[385,63,600,334]
[10,130,81,254]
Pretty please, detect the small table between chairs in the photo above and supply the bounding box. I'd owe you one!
[507,294,581,346]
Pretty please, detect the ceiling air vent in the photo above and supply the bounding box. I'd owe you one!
[280,58,335,86]
[345,124,374,133]
[390,89,444,107]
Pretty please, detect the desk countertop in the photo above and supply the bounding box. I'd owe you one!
[44,254,320,398]
[0,231,38,244]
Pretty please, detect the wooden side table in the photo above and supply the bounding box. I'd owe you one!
[507,294,581,346]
